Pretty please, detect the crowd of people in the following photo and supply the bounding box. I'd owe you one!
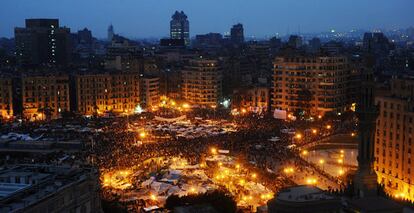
[0,107,353,210]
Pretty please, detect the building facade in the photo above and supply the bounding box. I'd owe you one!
[0,165,102,213]
[15,19,71,67]
[236,86,270,113]
[0,76,13,119]
[170,11,190,45]
[104,38,143,72]
[272,55,351,117]
[75,72,140,115]
[140,76,160,108]
[182,59,222,106]
[21,74,70,120]
[374,77,414,201]
[230,23,244,45]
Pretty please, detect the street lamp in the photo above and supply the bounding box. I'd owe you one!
[211,147,217,155]
[251,173,257,179]
[150,194,157,201]
[319,159,325,171]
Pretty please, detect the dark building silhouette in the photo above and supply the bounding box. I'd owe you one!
[160,39,186,49]
[363,32,391,55]
[269,37,282,54]
[362,32,392,74]
[15,19,72,68]
[322,41,344,55]
[107,24,114,42]
[77,28,93,45]
[195,33,223,47]
[170,11,190,46]
[230,23,244,45]
[287,35,303,49]
[308,37,321,53]
[353,54,379,197]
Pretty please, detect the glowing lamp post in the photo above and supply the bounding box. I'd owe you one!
[319,159,325,171]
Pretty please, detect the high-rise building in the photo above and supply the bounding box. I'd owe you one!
[272,55,351,116]
[74,71,140,115]
[374,77,414,201]
[15,19,71,67]
[362,32,392,73]
[363,32,391,55]
[140,76,160,109]
[0,76,13,119]
[21,73,70,120]
[288,35,303,49]
[105,38,143,72]
[108,24,114,42]
[170,11,190,45]
[195,33,223,48]
[230,23,244,45]
[308,37,321,53]
[77,28,93,45]
[182,58,222,106]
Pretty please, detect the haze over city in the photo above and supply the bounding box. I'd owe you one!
[1,0,414,38]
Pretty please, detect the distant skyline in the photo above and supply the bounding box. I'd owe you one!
[1,0,413,39]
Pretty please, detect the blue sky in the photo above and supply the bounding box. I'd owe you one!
[1,0,413,38]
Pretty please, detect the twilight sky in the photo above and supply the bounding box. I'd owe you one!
[1,0,413,39]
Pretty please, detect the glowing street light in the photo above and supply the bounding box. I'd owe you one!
[150,194,157,201]
[326,125,332,130]
[211,147,217,155]
[319,159,325,171]
[312,129,318,134]
[306,178,317,185]
[284,167,294,174]
[182,103,190,109]
[302,150,308,156]
[395,193,406,199]
[139,131,146,138]
[295,133,302,139]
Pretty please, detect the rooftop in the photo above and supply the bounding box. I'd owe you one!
[0,164,98,212]
[277,185,336,202]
